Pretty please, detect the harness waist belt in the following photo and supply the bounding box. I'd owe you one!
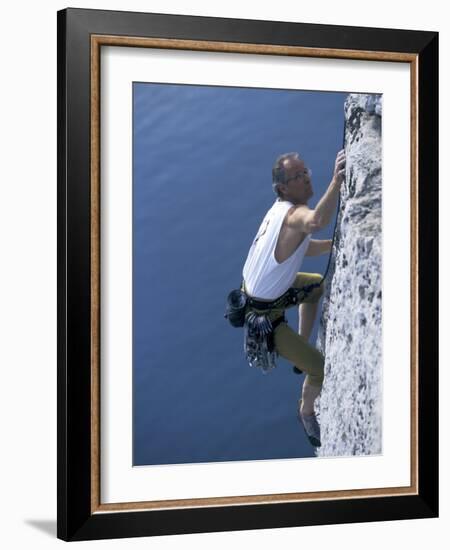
[247,291,296,311]
[244,282,323,311]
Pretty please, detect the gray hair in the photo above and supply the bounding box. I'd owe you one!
[272,152,300,197]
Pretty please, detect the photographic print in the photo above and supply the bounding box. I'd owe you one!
[58,8,438,541]
[132,82,382,466]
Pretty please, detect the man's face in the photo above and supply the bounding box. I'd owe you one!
[279,157,313,204]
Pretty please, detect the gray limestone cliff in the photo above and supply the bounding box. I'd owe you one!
[315,93,383,457]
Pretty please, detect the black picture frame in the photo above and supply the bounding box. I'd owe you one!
[57,7,438,542]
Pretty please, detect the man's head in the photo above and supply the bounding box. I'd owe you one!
[272,152,313,204]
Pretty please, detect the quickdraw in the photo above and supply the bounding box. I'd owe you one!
[241,282,322,373]
[243,311,286,374]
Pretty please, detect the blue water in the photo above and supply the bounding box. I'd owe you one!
[132,82,347,466]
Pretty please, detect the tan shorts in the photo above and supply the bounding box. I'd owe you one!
[246,272,325,387]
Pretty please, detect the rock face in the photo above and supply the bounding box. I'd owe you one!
[315,93,382,457]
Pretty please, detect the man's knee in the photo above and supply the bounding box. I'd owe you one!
[299,284,323,307]
[295,272,323,288]
[299,273,324,304]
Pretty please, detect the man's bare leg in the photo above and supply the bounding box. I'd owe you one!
[298,301,322,416]
[299,379,322,416]
[299,301,319,341]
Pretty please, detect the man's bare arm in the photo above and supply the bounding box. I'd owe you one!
[289,149,345,233]
[306,239,332,256]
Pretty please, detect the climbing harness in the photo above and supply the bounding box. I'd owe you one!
[239,278,328,374]
[224,281,322,328]
[224,281,325,374]
[224,271,332,375]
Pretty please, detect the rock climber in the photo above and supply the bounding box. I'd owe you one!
[240,149,345,447]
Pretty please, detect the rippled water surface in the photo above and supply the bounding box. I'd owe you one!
[133,82,347,465]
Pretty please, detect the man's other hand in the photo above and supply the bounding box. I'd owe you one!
[332,149,346,186]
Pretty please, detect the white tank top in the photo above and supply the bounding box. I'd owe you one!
[242,199,311,300]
